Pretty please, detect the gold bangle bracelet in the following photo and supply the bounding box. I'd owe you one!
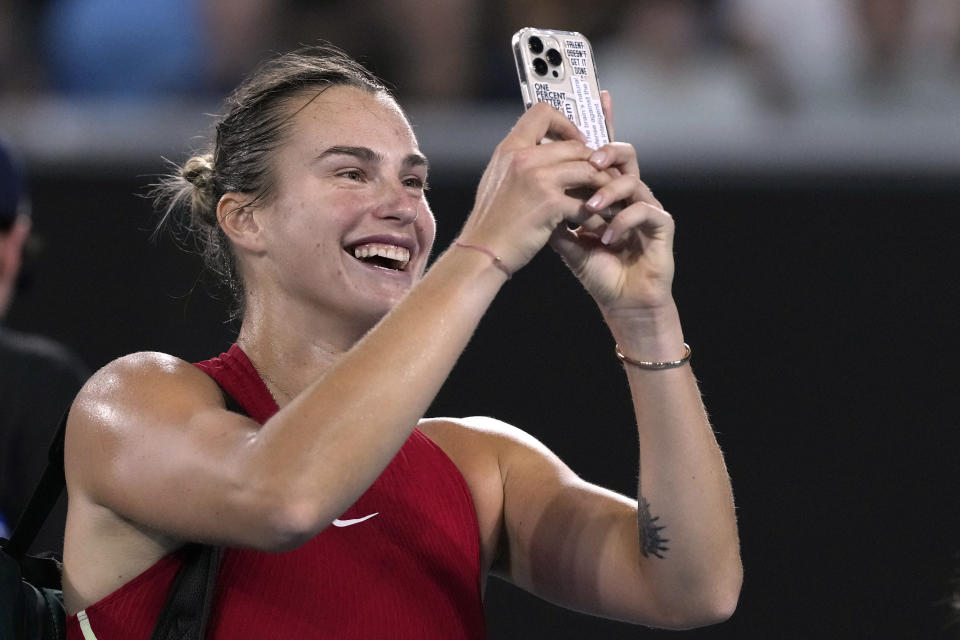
[616,343,692,370]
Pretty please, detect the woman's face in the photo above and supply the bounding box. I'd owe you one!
[254,85,436,325]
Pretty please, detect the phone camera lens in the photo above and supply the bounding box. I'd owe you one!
[533,58,548,76]
[528,37,544,54]
[546,49,563,66]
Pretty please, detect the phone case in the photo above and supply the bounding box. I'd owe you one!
[512,27,610,149]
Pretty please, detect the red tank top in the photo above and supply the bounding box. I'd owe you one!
[67,345,485,639]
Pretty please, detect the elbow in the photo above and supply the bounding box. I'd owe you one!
[686,561,743,628]
[691,577,741,627]
[237,478,324,552]
[652,561,743,630]
[654,592,740,631]
[257,499,321,552]
[684,548,744,628]
[230,446,329,552]
[703,560,743,624]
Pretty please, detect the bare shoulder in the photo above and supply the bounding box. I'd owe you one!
[419,415,568,477]
[71,351,221,424]
[63,352,230,612]
[418,415,550,454]
[71,351,222,436]
[416,416,509,492]
[63,352,263,612]
[417,416,567,573]
[65,351,226,509]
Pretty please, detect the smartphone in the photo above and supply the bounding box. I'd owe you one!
[512,27,610,150]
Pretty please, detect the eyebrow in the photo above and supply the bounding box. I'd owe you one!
[316,145,429,170]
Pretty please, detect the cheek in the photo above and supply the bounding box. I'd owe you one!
[418,204,437,250]
[277,190,359,242]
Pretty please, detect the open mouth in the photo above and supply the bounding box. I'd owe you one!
[347,242,411,272]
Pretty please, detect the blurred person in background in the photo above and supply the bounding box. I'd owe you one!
[37,0,280,97]
[61,44,741,638]
[36,0,492,101]
[596,0,760,125]
[278,0,486,101]
[40,0,206,97]
[0,138,88,551]
[853,0,960,108]
[726,0,960,113]
[25,0,635,102]
[0,0,45,94]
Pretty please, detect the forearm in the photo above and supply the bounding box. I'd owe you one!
[247,246,506,536]
[609,303,741,622]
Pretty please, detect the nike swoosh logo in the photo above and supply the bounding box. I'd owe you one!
[332,512,379,527]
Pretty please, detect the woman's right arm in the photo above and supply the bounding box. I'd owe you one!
[67,104,606,551]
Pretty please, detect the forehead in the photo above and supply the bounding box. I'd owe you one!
[286,85,418,154]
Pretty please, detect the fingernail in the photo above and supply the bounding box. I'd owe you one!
[601,228,613,245]
[589,151,606,166]
[586,194,603,209]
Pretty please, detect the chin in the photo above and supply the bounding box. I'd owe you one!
[351,293,404,330]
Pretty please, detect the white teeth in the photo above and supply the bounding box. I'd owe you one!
[351,243,411,269]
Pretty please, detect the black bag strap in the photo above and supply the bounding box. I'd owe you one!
[3,410,68,560]
[149,544,224,640]
[3,378,250,640]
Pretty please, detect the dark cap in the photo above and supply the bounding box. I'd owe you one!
[0,139,27,229]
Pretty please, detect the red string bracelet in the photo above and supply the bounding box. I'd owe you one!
[453,241,512,279]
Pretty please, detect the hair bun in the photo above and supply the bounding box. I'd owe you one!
[182,155,214,191]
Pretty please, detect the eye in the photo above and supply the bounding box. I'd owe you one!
[403,176,429,191]
[337,169,365,182]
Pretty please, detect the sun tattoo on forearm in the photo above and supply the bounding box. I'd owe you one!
[638,496,669,559]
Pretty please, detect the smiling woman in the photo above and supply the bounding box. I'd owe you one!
[61,43,741,639]
[151,48,408,320]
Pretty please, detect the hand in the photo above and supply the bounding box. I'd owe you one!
[549,92,676,316]
[457,102,607,274]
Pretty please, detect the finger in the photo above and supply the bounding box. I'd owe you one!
[507,101,586,148]
[588,141,640,179]
[552,194,609,230]
[576,213,608,235]
[584,173,659,215]
[515,139,596,169]
[565,199,620,229]
[600,90,615,141]
[543,160,613,196]
[600,201,674,247]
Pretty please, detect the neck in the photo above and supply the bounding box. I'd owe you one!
[236,291,379,404]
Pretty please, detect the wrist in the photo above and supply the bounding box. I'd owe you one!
[451,241,512,279]
[430,241,511,297]
[603,302,686,362]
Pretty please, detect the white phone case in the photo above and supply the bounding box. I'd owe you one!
[512,27,610,150]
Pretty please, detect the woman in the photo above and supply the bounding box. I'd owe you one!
[62,45,741,638]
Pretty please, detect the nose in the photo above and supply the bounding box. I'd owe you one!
[374,179,420,224]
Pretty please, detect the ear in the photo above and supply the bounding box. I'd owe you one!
[217,192,266,253]
[0,215,30,280]
[0,215,30,317]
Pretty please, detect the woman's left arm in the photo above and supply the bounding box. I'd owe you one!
[499,94,742,628]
